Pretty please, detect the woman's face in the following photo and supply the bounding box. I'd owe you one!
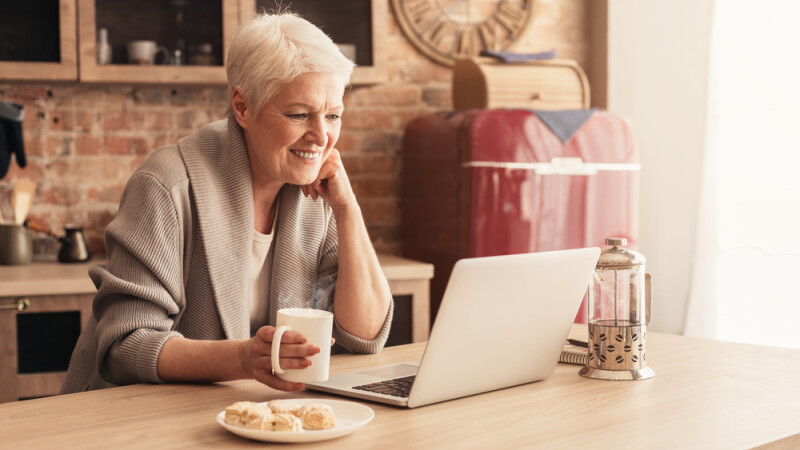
[236,72,345,189]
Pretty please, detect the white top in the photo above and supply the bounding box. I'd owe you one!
[249,209,277,334]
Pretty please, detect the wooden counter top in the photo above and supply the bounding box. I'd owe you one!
[0,260,98,297]
[1,328,798,448]
[0,253,433,298]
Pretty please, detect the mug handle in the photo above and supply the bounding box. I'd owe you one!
[271,325,290,374]
[155,46,170,65]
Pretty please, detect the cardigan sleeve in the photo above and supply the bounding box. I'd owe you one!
[90,172,186,385]
[318,210,395,354]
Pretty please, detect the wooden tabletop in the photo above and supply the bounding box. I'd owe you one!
[1,328,798,449]
[0,253,433,298]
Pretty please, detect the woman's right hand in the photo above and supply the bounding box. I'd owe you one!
[239,326,320,391]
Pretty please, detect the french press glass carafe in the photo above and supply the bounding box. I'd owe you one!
[579,238,654,380]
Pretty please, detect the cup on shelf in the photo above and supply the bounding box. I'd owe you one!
[127,40,169,65]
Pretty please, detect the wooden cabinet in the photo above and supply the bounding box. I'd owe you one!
[1,0,386,85]
[0,0,78,81]
[240,0,388,85]
[0,293,93,402]
[77,0,239,85]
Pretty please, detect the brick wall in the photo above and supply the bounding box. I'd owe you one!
[0,0,589,259]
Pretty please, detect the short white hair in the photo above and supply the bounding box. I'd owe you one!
[227,12,355,117]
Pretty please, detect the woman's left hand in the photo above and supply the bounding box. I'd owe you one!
[301,149,354,211]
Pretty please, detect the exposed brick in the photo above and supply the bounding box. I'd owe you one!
[38,185,83,206]
[70,87,108,108]
[103,110,173,131]
[334,132,359,152]
[359,131,402,153]
[87,234,107,256]
[387,61,452,84]
[103,136,149,155]
[46,157,129,184]
[129,155,149,174]
[87,208,116,231]
[3,159,46,181]
[351,177,399,198]
[48,110,71,131]
[62,210,89,229]
[396,109,433,129]
[349,84,421,107]
[88,184,125,204]
[384,38,425,61]
[360,198,401,224]
[342,109,394,130]
[422,86,453,109]
[175,109,212,130]
[46,136,74,157]
[48,110,88,133]
[75,136,103,155]
[152,134,174,149]
[343,154,398,177]
[23,135,45,157]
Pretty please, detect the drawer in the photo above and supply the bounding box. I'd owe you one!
[0,294,93,402]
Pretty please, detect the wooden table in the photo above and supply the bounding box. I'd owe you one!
[1,327,798,449]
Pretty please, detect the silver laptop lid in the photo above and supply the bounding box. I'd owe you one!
[407,248,599,408]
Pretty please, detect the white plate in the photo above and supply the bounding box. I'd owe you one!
[217,398,374,443]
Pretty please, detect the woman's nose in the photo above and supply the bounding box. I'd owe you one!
[304,117,328,148]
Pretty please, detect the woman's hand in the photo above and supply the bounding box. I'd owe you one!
[301,149,355,212]
[239,326,319,391]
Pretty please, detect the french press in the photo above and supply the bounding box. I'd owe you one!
[579,238,654,381]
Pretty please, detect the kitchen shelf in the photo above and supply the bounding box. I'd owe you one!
[0,0,78,82]
[77,0,238,85]
[241,0,388,85]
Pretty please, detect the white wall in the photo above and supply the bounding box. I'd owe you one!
[607,0,715,334]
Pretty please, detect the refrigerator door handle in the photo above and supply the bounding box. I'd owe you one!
[463,158,641,176]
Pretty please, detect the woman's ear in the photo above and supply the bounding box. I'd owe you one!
[231,88,250,129]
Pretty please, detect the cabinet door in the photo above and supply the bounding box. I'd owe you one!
[77,0,238,84]
[0,0,78,81]
[239,0,388,85]
[0,294,93,403]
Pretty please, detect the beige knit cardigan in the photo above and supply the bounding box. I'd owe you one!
[60,118,393,394]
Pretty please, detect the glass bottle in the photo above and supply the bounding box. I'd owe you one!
[97,28,112,65]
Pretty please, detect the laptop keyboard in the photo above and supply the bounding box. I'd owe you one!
[352,375,416,398]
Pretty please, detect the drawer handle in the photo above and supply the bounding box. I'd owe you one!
[2,298,30,311]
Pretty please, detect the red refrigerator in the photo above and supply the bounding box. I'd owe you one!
[401,109,640,323]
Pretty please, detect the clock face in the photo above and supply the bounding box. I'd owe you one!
[391,0,535,66]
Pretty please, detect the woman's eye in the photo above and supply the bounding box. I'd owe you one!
[287,113,307,119]
[326,114,341,120]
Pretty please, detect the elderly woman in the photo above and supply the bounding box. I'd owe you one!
[60,12,393,394]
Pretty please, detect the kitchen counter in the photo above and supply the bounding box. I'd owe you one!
[0,259,99,297]
[0,253,434,402]
[0,253,433,299]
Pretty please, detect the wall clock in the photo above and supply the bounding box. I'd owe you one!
[390,0,535,66]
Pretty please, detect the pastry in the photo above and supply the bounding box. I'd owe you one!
[267,400,301,415]
[224,401,271,428]
[296,403,335,430]
[256,413,303,432]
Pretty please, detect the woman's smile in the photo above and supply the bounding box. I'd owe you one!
[290,149,323,161]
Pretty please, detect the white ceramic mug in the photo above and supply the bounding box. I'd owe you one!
[127,40,169,65]
[271,308,333,383]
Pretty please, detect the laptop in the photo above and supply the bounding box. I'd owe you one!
[305,247,600,408]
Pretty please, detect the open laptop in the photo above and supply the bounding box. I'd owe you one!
[305,247,600,408]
